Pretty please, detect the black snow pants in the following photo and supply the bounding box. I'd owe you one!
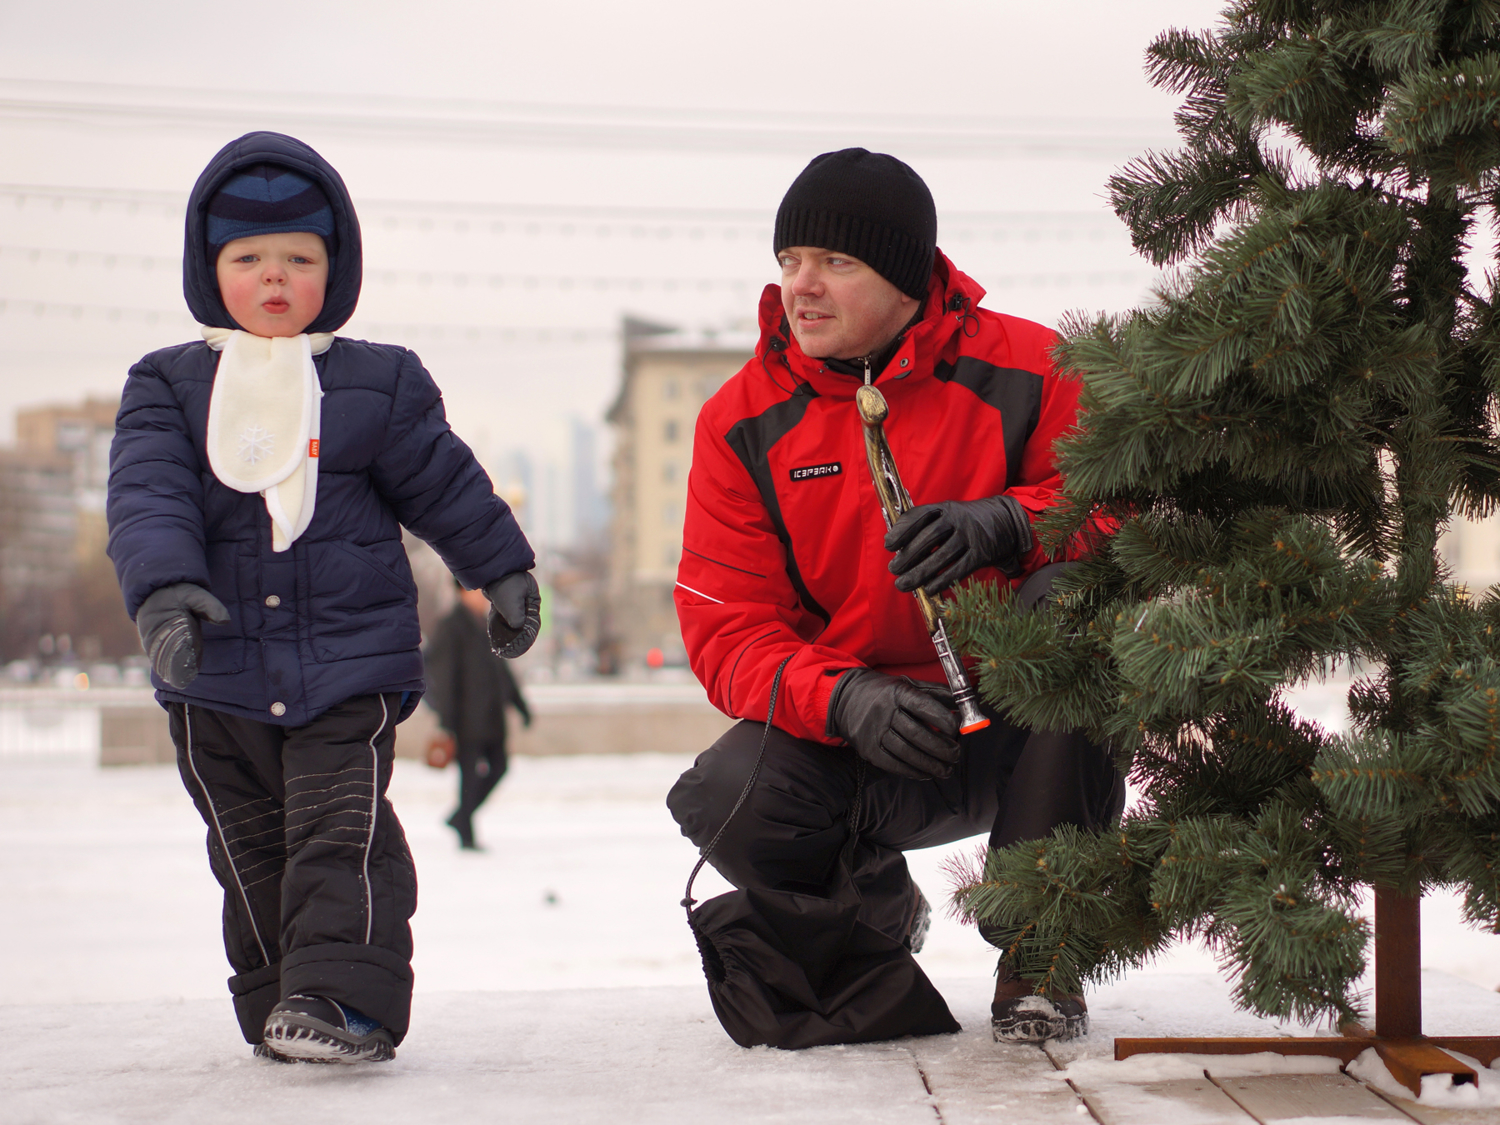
[667,704,1124,952]
[667,563,1126,990]
[167,693,417,1045]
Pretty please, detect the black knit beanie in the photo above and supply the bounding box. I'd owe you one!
[774,148,937,300]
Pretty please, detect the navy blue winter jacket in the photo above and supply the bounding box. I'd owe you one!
[107,131,533,726]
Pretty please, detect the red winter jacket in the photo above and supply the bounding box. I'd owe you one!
[675,251,1099,743]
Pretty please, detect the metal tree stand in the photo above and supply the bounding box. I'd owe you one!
[1114,890,1500,1097]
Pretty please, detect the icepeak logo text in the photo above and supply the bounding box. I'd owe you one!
[789,462,842,482]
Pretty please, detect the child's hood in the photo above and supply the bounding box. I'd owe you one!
[183,131,362,334]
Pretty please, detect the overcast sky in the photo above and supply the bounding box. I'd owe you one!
[0,0,1228,477]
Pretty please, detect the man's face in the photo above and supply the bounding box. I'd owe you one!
[778,246,919,361]
[215,231,329,337]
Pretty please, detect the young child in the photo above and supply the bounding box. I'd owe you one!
[107,131,540,1063]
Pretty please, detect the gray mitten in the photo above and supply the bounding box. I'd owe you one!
[483,571,541,659]
[136,583,230,689]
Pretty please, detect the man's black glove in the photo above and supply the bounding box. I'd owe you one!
[484,571,541,659]
[884,496,1033,596]
[826,668,960,781]
[135,583,231,690]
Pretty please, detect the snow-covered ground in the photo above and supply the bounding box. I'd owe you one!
[5,742,1500,1123]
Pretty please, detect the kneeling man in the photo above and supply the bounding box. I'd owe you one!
[668,148,1123,1046]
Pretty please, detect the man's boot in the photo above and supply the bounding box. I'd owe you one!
[991,960,1088,1043]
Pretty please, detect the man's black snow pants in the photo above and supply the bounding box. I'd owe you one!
[667,705,1123,951]
[167,693,417,1045]
[668,563,1126,963]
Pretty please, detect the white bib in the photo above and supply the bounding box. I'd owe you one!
[203,327,334,552]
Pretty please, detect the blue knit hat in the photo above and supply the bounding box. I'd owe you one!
[206,164,336,257]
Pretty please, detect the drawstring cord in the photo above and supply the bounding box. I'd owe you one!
[760,335,797,395]
[683,656,794,917]
[949,294,980,338]
[681,656,867,985]
[682,656,794,984]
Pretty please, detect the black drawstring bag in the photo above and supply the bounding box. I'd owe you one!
[682,658,960,1049]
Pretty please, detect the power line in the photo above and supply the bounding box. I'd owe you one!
[0,298,619,344]
[0,97,1158,159]
[0,78,1169,139]
[0,265,1154,347]
[0,299,194,329]
[0,246,178,272]
[347,322,617,345]
[0,183,1124,239]
[0,241,1153,295]
[0,244,762,292]
[0,80,1170,160]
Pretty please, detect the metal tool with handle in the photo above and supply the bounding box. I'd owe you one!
[855,383,990,735]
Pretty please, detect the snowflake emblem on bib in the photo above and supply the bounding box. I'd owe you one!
[238,425,274,464]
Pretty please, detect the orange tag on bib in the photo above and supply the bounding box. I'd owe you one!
[308,439,320,458]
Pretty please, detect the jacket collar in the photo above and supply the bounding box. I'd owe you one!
[753,249,985,399]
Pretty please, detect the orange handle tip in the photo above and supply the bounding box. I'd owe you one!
[959,718,990,734]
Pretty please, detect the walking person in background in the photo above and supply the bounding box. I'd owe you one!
[425,581,533,850]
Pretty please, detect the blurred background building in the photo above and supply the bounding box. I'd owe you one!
[605,317,752,674]
[1,395,138,680]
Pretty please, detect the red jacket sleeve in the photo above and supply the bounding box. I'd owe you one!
[1004,353,1113,572]
[675,408,860,743]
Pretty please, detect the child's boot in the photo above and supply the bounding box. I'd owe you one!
[262,994,395,1063]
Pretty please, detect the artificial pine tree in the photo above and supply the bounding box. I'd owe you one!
[949,0,1500,1033]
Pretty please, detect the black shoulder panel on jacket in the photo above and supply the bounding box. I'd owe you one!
[723,385,831,625]
[933,357,1043,489]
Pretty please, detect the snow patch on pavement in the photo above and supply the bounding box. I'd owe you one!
[1347,1045,1500,1108]
[1053,1051,1344,1084]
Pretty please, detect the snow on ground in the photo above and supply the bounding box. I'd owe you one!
[1347,1046,1500,1109]
[0,750,1012,1007]
[5,749,1500,1123]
